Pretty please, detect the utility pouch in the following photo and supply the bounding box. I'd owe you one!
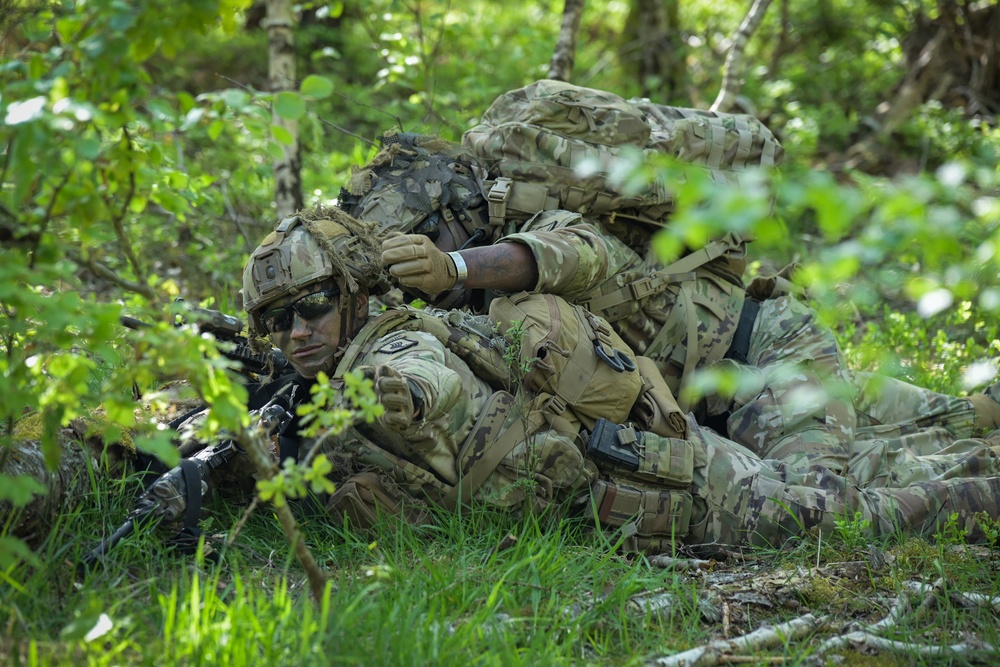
[589,477,693,553]
[489,292,642,430]
[587,418,640,470]
[586,419,694,487]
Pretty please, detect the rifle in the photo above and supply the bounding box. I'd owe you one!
[81,387,298,569]
[120,299,289,377]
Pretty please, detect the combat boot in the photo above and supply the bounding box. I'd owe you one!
[969,382,1000,431]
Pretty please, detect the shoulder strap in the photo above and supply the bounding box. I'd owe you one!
[335,308,420,376]
[579,234,742,318]
[444,391,574,509]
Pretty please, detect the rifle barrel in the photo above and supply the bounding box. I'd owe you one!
[80,517,137,569]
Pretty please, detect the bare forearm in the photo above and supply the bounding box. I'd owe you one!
[457,243,539,292]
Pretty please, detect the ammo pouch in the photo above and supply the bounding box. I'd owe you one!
[324,472,429,531]
[489,292,642,430]
[629,355,688,439]
[585,421,695,553]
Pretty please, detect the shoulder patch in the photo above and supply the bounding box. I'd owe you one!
[375,334,419,355]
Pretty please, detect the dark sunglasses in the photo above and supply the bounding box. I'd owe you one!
[259,288,340,334]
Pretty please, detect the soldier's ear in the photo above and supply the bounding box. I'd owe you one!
[355,290,369,318]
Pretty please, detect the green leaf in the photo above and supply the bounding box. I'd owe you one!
[271,124,294,145]
[207,119,225,141]
[300,75,334,100]
[134,430,181,468]
[0,535,40,569]
[166,171,190,189]
[76,137,101,160]
[221,89,250,109]
[273,91,305,120]
[267,141,285,161]
[0,473,47,506]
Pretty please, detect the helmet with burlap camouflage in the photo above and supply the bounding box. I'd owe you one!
[240,207,391,334]
[337,132,493,244]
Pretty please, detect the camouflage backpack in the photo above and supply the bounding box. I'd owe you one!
[462,79,784,233]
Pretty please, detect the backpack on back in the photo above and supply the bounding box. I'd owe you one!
[462,79,784,232]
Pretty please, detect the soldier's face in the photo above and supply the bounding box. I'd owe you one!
[265,281,369,379]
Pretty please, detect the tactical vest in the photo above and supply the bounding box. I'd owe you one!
[322,305,586,520]
[321,302,700,552]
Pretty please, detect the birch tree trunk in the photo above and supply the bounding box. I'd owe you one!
[548,0,586,81]
[710,0,773,113]
[267,0,302,218]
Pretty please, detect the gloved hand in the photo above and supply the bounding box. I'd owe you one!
[381,234,460,294]
[360,364,420,431]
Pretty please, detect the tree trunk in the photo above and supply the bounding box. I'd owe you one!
[710,0,774,113]
[846,2,1000,170]
[625,0,683,101]
[548,0,586,81]
[267,0,302,219]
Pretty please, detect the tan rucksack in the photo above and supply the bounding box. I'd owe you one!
[462,79,784,233]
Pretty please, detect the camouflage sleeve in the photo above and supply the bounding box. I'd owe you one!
[363,330,464,423]
[498,211,645,301]
[357,329,494,485]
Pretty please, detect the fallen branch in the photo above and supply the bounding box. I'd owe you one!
[647,613,832,667]
[815,577,1000,659]
[628,590,721,624]
[818,631,996,657]
[648,555,713,571]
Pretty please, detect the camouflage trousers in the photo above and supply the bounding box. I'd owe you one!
[719,297,981,473]
[852,371,977,438]
[685,419,1000,553]
[722,296,858,471]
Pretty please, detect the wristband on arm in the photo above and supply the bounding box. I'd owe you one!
[447,252,468,290]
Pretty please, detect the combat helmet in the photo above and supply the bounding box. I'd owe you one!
[240,207,391,335]
[337,132,494,248]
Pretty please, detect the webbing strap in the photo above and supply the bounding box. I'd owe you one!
[707,124,726,169]
[676,286,700,413]
[579,235,740,317]
[486,177,560,229]
[179,459,202,533]
[335,309,415,376]
[486,177,512,228]
[581,272,696,315]
[723,297,761,365]
[445,404,545,508]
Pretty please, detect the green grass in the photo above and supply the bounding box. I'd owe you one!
[4,477,1000,666]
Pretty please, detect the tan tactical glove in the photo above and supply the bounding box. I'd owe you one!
[360,364,421,431]
[381,234,462,294]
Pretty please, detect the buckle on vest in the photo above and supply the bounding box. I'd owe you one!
[487,178,512,204]
[487,178,513,228]
[539,394,567,416]
[629,277,657,300]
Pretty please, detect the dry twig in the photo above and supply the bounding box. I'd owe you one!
[648,555,713,571]
[647,613,832,667]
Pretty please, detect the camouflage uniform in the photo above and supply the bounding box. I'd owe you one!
[315,315,593,521]
[242,210,1000,555]
[682,418,1000,553]
[239,211,593,525]
[500,211,860,472]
